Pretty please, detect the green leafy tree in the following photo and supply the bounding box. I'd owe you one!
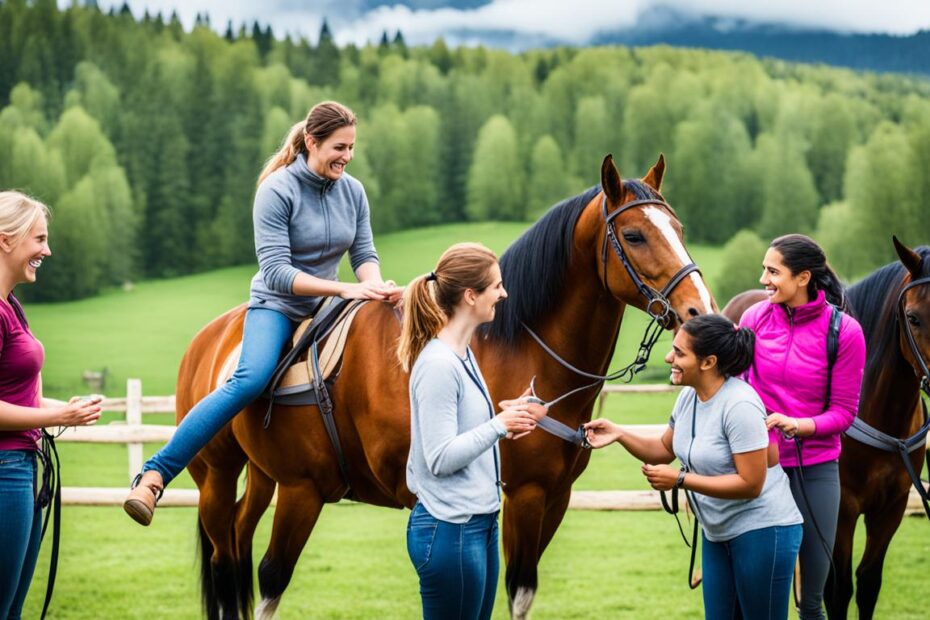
[528,134,577,219]
[466,115,524,221]
[714,229,768,305]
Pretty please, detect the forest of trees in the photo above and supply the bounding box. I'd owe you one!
[2,1,930,300]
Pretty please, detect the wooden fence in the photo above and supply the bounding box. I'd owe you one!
[48,379,929,513]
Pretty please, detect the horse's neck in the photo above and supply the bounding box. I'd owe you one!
[860,352,922,437]
[532,282,626,417]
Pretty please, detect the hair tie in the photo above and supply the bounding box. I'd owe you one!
[426,271,437,282]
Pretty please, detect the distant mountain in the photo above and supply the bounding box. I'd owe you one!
[347,3,930,76]
[592,10,930,76]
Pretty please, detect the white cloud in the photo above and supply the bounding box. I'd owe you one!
[101,1,930,46]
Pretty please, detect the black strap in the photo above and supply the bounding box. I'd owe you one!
[824,304,842,410]
[36,430,62,619]
[309,339,352,496]
[459,349,504,498]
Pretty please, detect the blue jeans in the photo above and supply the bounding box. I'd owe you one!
[0,450,42,620]
[702,524,803,620]
[406,502,500,620]
[144,308,296,485]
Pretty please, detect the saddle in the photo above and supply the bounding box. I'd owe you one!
[214,297,368,497]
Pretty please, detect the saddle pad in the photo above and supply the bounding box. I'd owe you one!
[214,299,365,391]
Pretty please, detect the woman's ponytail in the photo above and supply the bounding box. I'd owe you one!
[397,275,447,373]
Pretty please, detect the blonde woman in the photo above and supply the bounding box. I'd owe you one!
[398,243,543,620]
[0,191,101,618]
[124,101,401,525]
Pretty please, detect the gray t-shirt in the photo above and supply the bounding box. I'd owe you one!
[669,378,802,542]
[406,339,508,524]
[249,153,380,321]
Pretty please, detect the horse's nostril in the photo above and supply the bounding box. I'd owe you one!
[687,307,700,318]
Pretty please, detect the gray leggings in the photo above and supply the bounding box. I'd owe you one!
[784,460,840,620]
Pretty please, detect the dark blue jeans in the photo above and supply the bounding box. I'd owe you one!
[0,450,42,620]
[702,524,803,620]
[144,308,296,485]
[406,502,500,620]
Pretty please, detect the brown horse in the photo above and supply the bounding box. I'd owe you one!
[722,238,930,620]
[178,154,716,619]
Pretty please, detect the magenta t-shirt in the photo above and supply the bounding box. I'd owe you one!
[0,293,44,451]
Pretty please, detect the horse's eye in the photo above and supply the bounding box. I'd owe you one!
[622,231,645,245]
[907,312,921,328]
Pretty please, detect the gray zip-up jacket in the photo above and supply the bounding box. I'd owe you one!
[248,153,379,321]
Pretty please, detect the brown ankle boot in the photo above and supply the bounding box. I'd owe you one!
[123,470,164,526]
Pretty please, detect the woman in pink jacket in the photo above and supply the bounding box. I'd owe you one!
[739,234,866,620]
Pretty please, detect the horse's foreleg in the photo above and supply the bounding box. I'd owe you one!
[825,503,858,620]
[503,483,547,620]
[255,481,324,620]
[854,500,907,620]
[194,457,250,620]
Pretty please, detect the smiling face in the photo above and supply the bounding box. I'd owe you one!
[469,262,507,324]
[1,215,51,287]
[306,125,356,181]
[760,247,810,307]
[664,329,702,387]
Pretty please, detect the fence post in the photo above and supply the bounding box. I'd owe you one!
[126,378,142,483]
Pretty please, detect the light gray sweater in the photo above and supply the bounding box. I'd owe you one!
[406,339,507,523]
[248,153,379,321]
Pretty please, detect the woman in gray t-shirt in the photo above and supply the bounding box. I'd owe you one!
[398,243,542,620]
[585,314,802,620]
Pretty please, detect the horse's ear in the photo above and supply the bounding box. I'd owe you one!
[893,235,923,277]
[642,153,666,191]
[601,154,623,204]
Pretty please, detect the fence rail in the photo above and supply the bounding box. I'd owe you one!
[47,379,930,514]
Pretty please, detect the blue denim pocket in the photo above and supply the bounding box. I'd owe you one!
[0,449,31,466]
[407,503,440,572]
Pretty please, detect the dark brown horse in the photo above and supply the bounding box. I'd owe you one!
[723,238,930,620]
[178,154,716,619]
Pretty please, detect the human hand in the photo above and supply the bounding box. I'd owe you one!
[497,407,537,439]
[56,395,103,427]
[498,388,548,422]
[766,412,800,437]
[641,463,679,491]
[582,418,622,449]
[384,280,404,308]
[340,281,394,301]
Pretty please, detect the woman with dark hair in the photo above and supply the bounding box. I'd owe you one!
[124,101,402,525]
[399,242,542,620]
[740,234,866,620]
[585,314,803,619]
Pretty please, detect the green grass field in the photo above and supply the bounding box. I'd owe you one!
[17,222,926,618]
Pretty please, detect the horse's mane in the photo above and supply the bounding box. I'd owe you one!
[847,246,930,378]
[483,180,661,346]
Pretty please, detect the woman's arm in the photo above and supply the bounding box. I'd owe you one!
[0,397,102,431]
[584,419,676,465]
[643,448,767,499]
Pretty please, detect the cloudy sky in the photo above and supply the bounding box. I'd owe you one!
[100,1,930,46]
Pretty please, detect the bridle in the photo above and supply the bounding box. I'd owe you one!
[898,275,930,398]
[601,196,701,327]
[523,193,702,446]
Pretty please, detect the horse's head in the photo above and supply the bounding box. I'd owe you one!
[597,154,716,328]
[892,236,930,389]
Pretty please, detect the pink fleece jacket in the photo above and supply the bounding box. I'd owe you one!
[739,290,866,467]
